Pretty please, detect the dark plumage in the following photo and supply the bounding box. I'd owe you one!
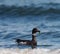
[16,28,40,48]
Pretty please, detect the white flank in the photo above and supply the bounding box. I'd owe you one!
[20,42,27,44]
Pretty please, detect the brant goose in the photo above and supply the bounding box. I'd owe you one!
[16,28,40,48]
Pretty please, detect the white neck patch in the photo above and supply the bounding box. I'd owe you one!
[32,33,36,36]
[32,33,38,36]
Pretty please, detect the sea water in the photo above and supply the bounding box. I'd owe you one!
[0,0,60,54]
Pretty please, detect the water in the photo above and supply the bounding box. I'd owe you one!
[0,0,60,54]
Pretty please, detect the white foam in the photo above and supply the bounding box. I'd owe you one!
[0,48,60,54]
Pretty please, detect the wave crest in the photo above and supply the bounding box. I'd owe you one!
[0,48,60,54]
[0,4,60,16]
